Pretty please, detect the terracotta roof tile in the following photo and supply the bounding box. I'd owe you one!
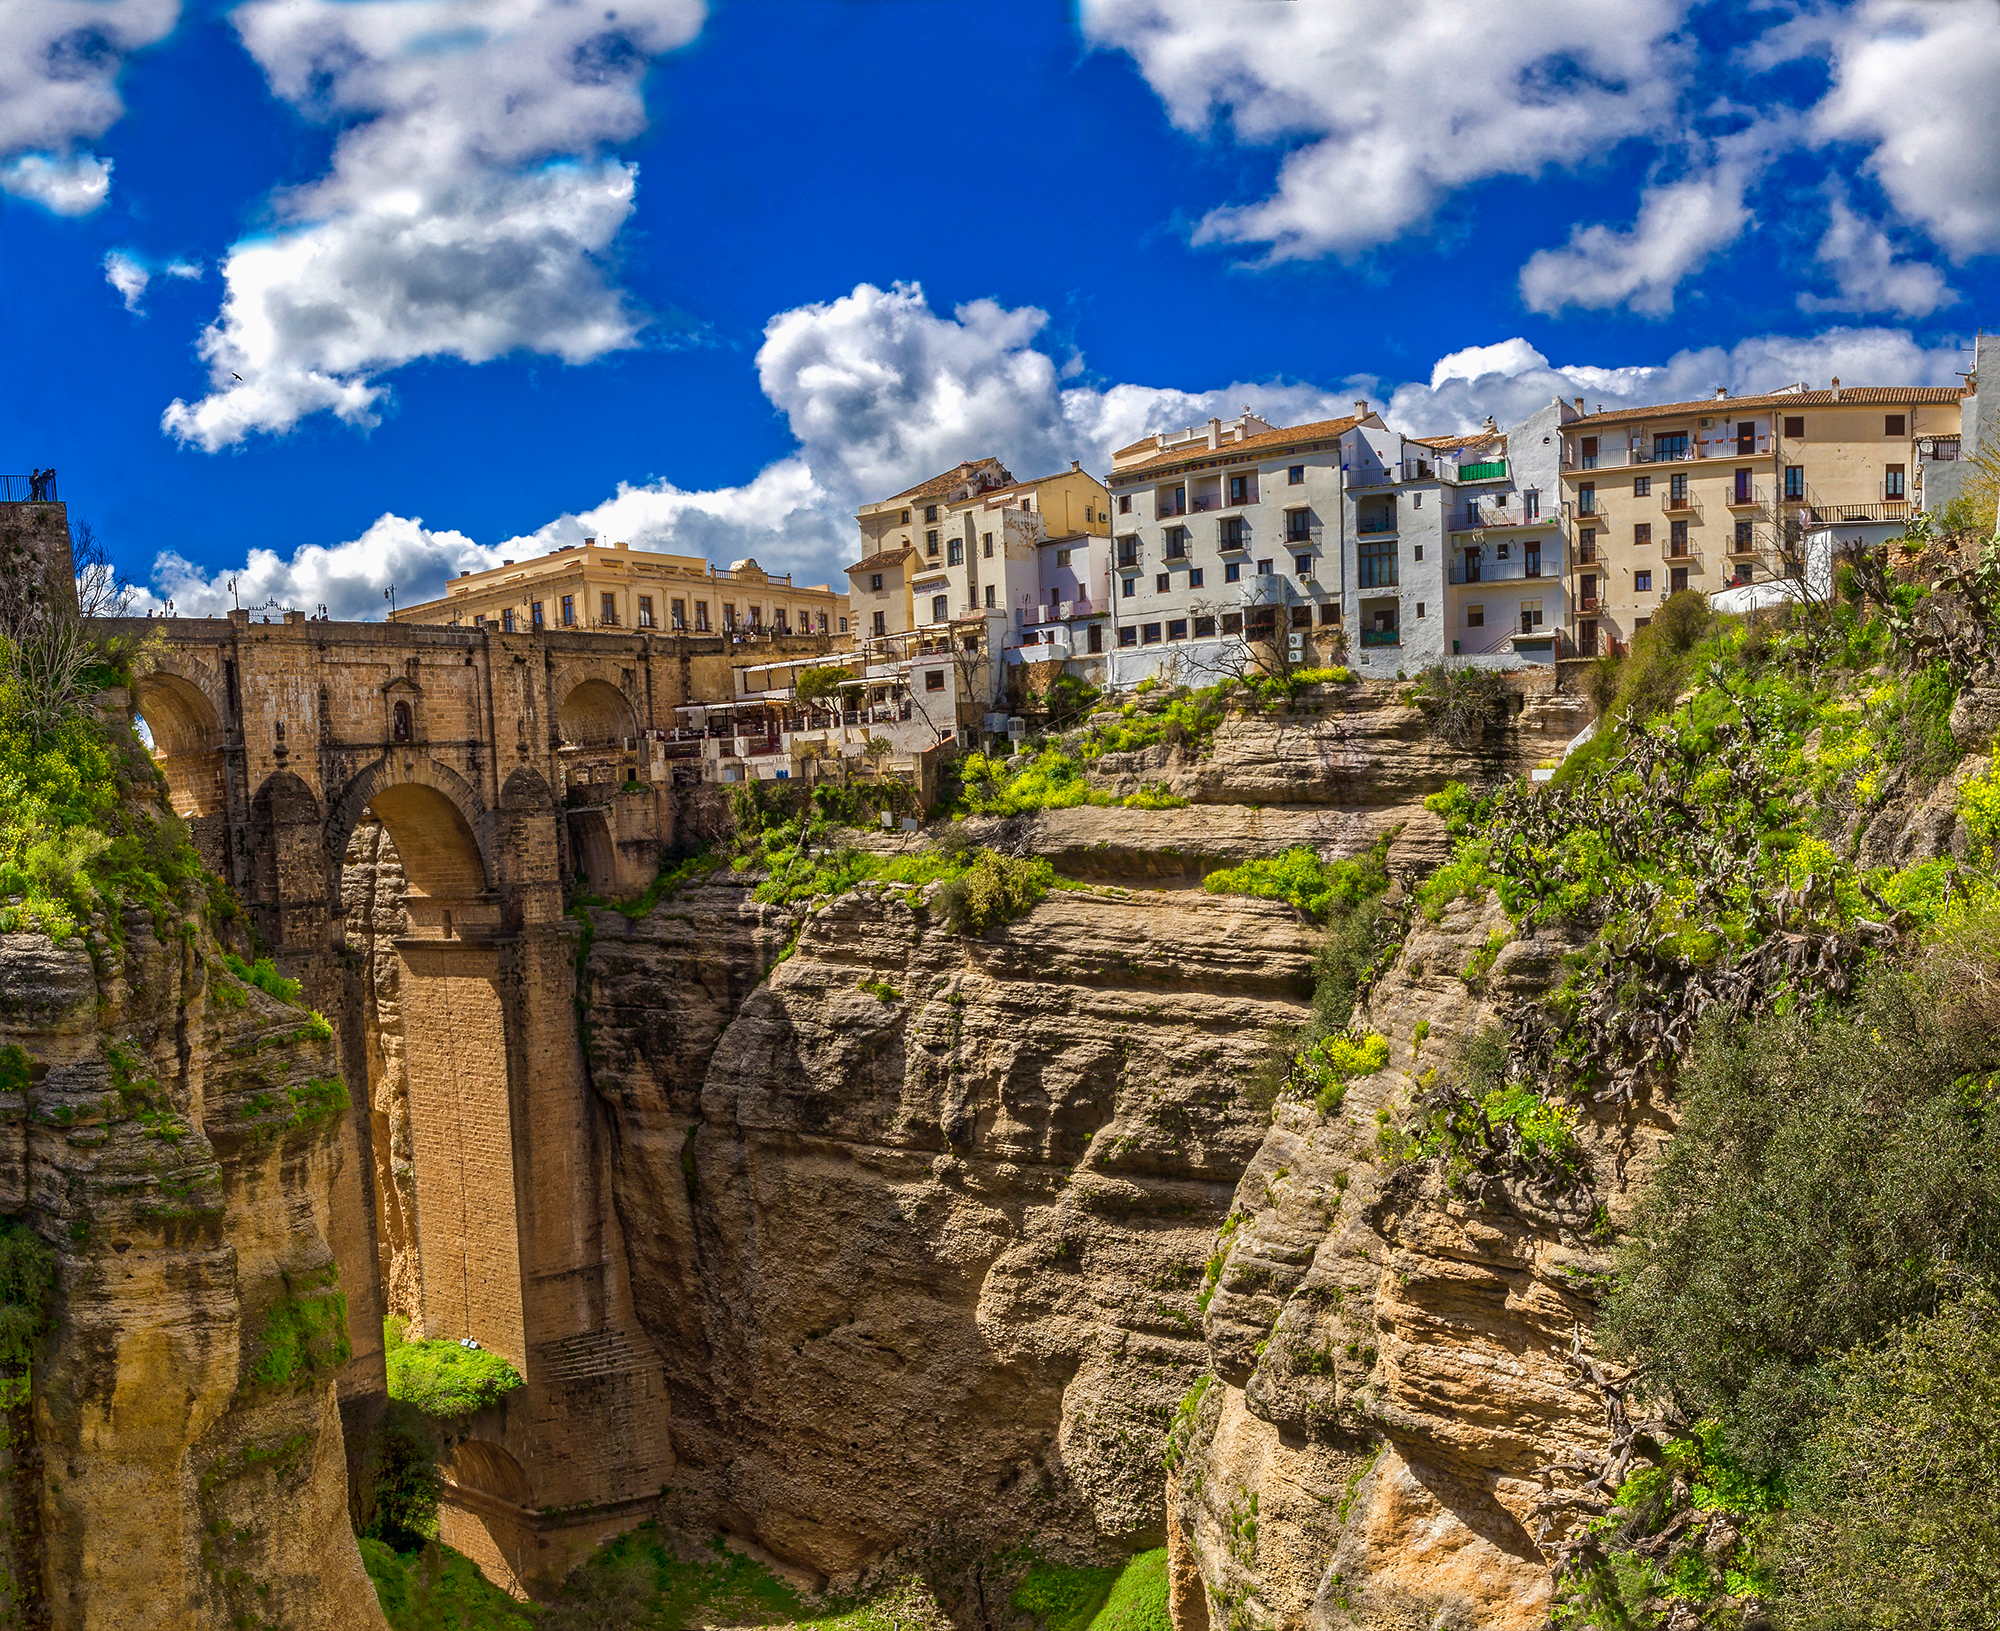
[1109,414,1366,481]
[886,457,1015,503]
[846,547,914,575]
[1569,385,1963,428]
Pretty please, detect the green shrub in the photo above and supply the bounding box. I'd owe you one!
[222,952,302,1004]
[1012,1561,1119,1631]
[933,851,1053,935]
[383,1317,524,1418]
[362,1538,536,1631]
[359,1405,442,1551]
[1203,835,1391,923]
[248,1267,351,1391]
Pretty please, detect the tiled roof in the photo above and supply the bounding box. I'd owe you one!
[1410,432,1496,451]
[887,457,1014,503]
[846,547,914,575]
[1568,385,1963,427]
[1110,414,1366,480]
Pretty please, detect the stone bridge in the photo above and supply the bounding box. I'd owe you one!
[106,606,828,1592]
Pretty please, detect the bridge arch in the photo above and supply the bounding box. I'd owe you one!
[133,669,227,821]
[558,678,637,747]
[326,753,494,901]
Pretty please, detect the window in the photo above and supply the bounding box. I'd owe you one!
[1295,555,1312,577]
[947,538,963,565]
[1319,603,1341,626]
[721,601,734,629]
[638,595,654,628]
[1155,572,1170,593]
[1654,433,1688,461]
[1122,576,1137,598]
[872,610,886,636]
[1579,436,1599,470]
[1735,520,1753,549]
[1164,527,1188,558]
[1118,494,1132,513]
[1634,522,1652,547]
[1167,618,1188,641]
[1670,566,1689,593]
[983,534,993,557]
[1633,476,1651,497]
[695,600,710,632]
[1669,520,1689,554]
[1733,467,1755,503]
[1581,572,1598,605]
[1288,465,1305,485]
[1635,570,1653,592]
[1117,537,1138,568]
[870,572,884,591]
[1413,492,1422,508]
[926,530,939,555]
[1784,465,1805,499]
[1357,538,1397,588]
[931,594,948,623]
[1189,568,1204,588]
[1224,562,1241,583]
[1467,604,1484,628]
[473,612,485,628]
[1886,463,1907,499]
[532,600,544,628]
[1414,603,1425,620]
[1219,516,1246,548]
[392,700,412,742]
[1578,482,1596,515]
[984,585,995,608]
[1256,558,1273,575]
[1194,615,1216,638]
[1579,528,1597,563]
[1228,474,1249,505]
[1525,544,1541,577]
[911,668,940,695]
[1142,622,1162,644]
[1520,600,1544,632]
[1414,544,1423,561]
[1737,421,1756,455]
[1088,624,1103,653]
[1886,414,1906,436]
[924,504,938,523]
[671,598,686,629]
[1290,605,1312,629]
[1117,626,1138,647]
[1669,472,1688,505]
[501,608,516,632]
[1286,509,1311,542]
[1524,490,1540,521]
[839,617,848,633]
[1496,541,1509,560]
[1055,547,1071,568]
[817,611,829,633]
[560,594,575,627]
[1784,415,1805,438]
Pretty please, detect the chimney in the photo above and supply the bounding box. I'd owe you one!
[1714,386,1727,400]
[1207,416,1222,450]
[1482,414,1497,433]
[1574,397,1585,413]
[1355,399,1370,419]
[1831,377,1841,390]
[1070,459,1080,471]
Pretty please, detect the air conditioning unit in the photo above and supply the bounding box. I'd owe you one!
[1287,633,1305,655]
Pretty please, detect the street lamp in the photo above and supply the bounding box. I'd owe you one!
[384,584,398,619]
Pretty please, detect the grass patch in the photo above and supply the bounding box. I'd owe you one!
[384,1317,524,1418]
[362,1539,536,1631]
[247,1267,351,1392]
[1202,835,1390,923]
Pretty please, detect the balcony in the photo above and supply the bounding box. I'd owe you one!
[1356,514,1397,536]
[1573,505,1607,526]
[1449,557,1549,584]
[1918,435,1962,462]
[1726,486,1767,511]
[1784,499,1913,526]
[1633,445,1698,464]
[1578,595,1600,612]
[1453,459,1508,483]
[1661,494,1702,517]
[1359,628,1401,648]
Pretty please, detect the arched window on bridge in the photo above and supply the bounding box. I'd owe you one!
[393,700,412,743]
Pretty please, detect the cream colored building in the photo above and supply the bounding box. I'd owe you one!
[1559,383,1962,655]
[393,539,850,640]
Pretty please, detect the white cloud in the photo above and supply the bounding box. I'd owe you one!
[104,250,200,314]
[1817,0,2000,259]
[1519,169,1753,316]
[163,0,705,451]
[0,1,178,213]
[1081,0,1686,262]
[1385,327,1967,434]
[1800,193,1957,317]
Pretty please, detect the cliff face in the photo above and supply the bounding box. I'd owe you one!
[0,903,385,1631]
[585,875,1320,1577]
[576,677,1591,1592]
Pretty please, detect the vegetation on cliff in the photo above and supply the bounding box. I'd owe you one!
[383,1318,525,1417]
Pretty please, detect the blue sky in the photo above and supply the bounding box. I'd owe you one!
[5,0,2000,615]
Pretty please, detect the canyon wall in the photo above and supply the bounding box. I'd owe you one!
[0,900,384,1631]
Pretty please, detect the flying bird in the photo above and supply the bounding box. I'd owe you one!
[232,372,243,381]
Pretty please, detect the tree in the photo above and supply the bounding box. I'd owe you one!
[71,520,133,619]
[862,735,894,772]
[794,664,852,709]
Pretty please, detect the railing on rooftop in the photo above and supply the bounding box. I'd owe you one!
[0,475,58,502]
